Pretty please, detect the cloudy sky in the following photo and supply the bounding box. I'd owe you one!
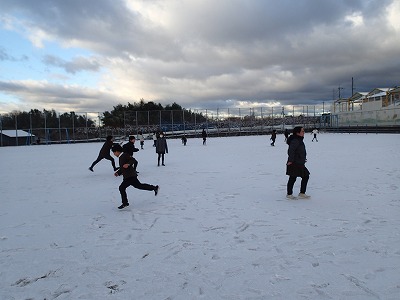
[0,0,399,114]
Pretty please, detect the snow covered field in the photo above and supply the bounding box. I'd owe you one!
[0,133,399,299]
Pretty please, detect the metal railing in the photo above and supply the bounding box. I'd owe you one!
[0,106,325,146]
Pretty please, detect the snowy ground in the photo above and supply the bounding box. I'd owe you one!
[0,133,399,300]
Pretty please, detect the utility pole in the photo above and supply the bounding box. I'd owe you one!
[338,85,344,99]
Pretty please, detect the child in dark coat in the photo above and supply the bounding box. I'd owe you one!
[270,130,277,146]
[156,133,168,166]
[112,144,159,209]
[122,135,139,172]
[89,135,117,172]
[286,127,310,199]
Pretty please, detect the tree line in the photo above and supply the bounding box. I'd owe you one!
[0,109,95,130]
[1,99,207,129]
[102,99,206,128]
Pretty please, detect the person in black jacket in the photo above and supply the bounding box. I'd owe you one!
[202,128,207,145]
[156,132,168,166]
[181,135,187,146]
[284,129,289,142]
[286,126,310,199]
[270,129,277,146]
[89,135,117,172]
[122,135,139,172]
[112,144,159,209]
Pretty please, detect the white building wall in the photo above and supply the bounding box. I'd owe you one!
[334,105,400,126]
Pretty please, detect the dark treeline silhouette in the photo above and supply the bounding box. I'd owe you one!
[0,109,95,129]
[101,99,207,128]
[0,100,208,130]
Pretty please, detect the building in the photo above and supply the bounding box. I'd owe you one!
[0,130,36,146]
[331,86,400,127]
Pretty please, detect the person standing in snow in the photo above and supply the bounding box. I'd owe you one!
[286,126,310,199]
[270,129,277,146]
[284,129,289,143]
[202,128,207,145]
[153,132,157,147]
[137,131,145,149]
[156,132,168,166]
[122,135,139,172]
[89,135,118,172]
[181,135,187,146]
[311,128,319,142]
[112,144,159,209]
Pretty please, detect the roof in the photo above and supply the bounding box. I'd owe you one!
[389,86,400,93]
[349,92,368,101]
[0,130,35,138]
[367,88,391,96]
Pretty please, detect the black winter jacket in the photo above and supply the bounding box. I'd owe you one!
[156,137,168,154]
[287,134,307,165]
[99,140,113,157]
[116,153,137,179]
[122,141,139,156]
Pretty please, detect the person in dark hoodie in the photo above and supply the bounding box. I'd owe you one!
[112,144,159,209]
[122,135,139,172]
[286,126,310,199]
[156,132,168,166]
[89,135,117,172]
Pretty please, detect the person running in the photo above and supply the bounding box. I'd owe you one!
[89,135,117,172]
[270,129,277,146]
[286,126,310,199]
[311,128,319,142]
[122,135,139,172]
[202,128,207,145]
[156,132,168,166]
[111,144,159,209]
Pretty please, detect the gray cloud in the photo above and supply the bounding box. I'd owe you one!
[42,55,101,74]
[0,80,115,112]
[0,46,28,62]
[0,0,399,113]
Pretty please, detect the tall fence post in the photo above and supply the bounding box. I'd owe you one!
[0,114,3,147]
[15,113,18,146]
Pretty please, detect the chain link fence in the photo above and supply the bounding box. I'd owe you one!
[1,106,326,146]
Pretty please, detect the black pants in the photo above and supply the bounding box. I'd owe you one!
[119,176,155,205]
[157,153,165,165]
[132,157,138,170]
[90,154,116,170]
[287,175,309,195]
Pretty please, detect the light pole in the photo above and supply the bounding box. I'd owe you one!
[71,112,75,142]
[29,111,32,145]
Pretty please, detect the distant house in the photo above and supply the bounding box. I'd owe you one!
[331,86,400,127]
[0,130,36,146]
